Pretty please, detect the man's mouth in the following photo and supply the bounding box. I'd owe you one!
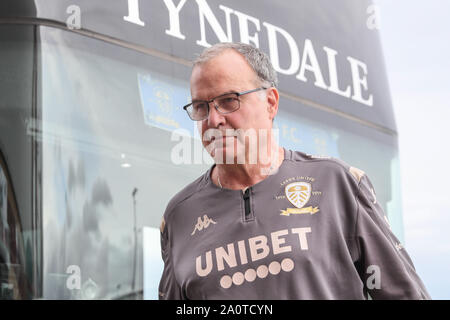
[210,135,236,141]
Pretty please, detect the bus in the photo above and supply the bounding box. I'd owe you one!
[0,0,401,299]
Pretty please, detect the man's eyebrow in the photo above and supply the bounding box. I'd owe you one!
[218,90,238,95]
[191,90,238,102]
[191,98,206,103]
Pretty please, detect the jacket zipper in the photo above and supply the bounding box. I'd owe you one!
[242,187,252,221]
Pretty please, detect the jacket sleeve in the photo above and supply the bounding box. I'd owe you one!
[158,217,183,300]
[353,173,431,299]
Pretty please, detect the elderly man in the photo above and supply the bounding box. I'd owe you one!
[158,42,430,300]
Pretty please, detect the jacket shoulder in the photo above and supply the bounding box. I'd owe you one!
[160,170,209,233]
[287,150,366,184]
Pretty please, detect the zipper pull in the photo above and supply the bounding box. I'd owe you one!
[243,188,251,218]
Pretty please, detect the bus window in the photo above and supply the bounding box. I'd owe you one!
[39,26,208,299]
[0,153,31,299]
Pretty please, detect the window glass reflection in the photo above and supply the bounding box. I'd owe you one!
[40,26,209,299]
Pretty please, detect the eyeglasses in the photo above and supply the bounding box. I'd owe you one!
[183,87,268,121]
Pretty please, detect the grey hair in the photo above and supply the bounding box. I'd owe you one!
[193,42,278,88]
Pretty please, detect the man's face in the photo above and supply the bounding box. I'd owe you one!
[189,49,278,164]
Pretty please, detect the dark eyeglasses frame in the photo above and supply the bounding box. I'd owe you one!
[183,87,268,121]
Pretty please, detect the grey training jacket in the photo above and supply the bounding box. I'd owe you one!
[158,149,430,299]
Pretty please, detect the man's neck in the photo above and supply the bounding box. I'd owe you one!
[213,146,284,190]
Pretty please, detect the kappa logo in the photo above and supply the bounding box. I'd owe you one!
[191,214,217,235]
[281,182,319,216]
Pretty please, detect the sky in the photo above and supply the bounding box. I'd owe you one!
[375,0,450,299]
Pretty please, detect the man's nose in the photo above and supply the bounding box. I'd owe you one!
[207,103,225,128]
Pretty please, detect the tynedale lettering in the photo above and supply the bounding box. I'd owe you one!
[120,0,374,106]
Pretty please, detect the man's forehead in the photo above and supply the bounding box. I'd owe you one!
[190,50,257,95]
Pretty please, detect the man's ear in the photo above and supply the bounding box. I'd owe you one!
[266,87,279,120]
